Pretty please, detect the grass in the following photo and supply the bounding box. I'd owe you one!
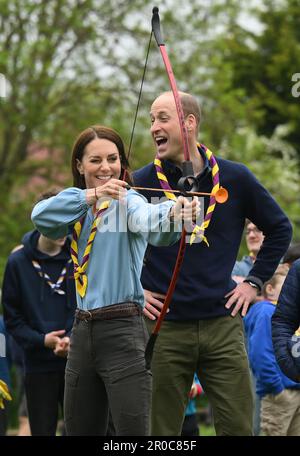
[199,424,216,436]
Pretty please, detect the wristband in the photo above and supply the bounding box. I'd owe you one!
[244,275,263,292]
[244,280,259,290]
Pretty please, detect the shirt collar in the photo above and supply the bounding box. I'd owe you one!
[161,144,211,179]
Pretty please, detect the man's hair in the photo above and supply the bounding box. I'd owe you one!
[245,219,256,228]
[35,189,60,204]
[262,264,289,298]
[283,244,300,265]
[160,91,202,134]
[180,92,201,134]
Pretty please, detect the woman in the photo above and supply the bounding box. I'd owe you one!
[31,125,199,436]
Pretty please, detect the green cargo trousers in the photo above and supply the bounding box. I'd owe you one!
[64,314,152,436]
[147,314,253,436]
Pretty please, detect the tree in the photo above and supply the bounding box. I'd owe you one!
[217,0,300,157]
[0,0,299,280]
[0,0,149,189]
[220,124,300,240]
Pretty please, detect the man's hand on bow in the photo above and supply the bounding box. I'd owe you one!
[224,282,258,317]
[169,196,200,224]
[143,289,167,320]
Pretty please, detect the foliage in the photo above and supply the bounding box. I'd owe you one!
[0,0,149,188]
[220,124,300,241]
[215,0,300,156]
[0,0,299,280]
[1,1,299,435]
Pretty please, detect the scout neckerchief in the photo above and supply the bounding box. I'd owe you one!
[32,259,72,295]
[0,380,12,410]
[154,144,220,246]
[70,199,111,297]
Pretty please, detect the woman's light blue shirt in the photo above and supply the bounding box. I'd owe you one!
[31,187,181,311]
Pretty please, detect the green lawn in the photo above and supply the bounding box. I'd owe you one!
[199,424,216,436]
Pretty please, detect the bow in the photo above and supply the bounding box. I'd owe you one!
[144,7,198,369]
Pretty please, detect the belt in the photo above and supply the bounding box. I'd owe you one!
[75,302,141,322]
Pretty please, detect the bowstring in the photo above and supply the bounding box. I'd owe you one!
[123,30,153,180]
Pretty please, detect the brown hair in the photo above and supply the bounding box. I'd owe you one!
[180,92,201,134]
[262,264,289,298]
[71,125,131,189]
[159,91,202,135]
[35,190,60,203]
[33,189,61,210]
[283,244,300,265]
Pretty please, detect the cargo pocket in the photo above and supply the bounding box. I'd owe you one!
[110,358,151,383]
[133,316,149,355]
[64,368,79,423]
[109,360,152,436]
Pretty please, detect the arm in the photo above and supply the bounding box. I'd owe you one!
[127,191,180,246]
[3,257,72,352]
[250,309,284,395]
[232,275,245,284]
[127,191,199,247]
[31,187,91,239]
[244,168,292,284]
[2,258,45,350]
[226,166,292,316]
[272,261,300,382]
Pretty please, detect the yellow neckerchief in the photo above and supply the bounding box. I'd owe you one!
[154,144,220,246]
[70,199,111,297]
[0,380,12,409]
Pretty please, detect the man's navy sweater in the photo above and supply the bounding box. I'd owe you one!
[133,151,292,320]
[2,230,76,373]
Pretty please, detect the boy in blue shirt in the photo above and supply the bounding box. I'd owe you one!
[244,264,300,435]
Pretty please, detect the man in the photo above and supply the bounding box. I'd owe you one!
[232,220,265,436]
[133,91,292,436]
[2,219,76,435]
[232,221,264,283]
